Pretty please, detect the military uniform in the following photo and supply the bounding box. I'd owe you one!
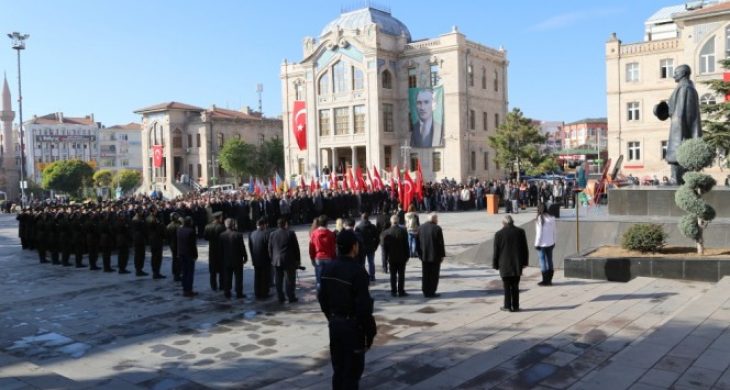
[85,213,100,270]
[204,213,226,290]
[146,213,166,279]
[166,215,182,281]
[131,213,147,276]
[318,231,377,390]
[34,213,48,263]
[114,214,130,273]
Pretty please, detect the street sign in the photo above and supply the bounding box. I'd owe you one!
[20,180,28,189]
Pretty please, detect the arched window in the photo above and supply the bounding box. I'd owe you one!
[172,128,183,148]
[333,61,346,93]
[700,37,716,74]
[467,64,474,87]
[352,67,364,90]
[382,70,392,89]
[493,70,499,92]
[318,71,330,96]
[481,67,487,89]
[701,93,717,105]
[150,122,164,146]
[294,82,305,100]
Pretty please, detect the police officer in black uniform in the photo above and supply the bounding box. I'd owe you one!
[318,230,377,390]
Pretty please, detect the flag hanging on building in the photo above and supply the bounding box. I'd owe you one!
[292,101,307,150]
[152,145,163,168]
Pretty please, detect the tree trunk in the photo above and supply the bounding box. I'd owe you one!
[697,219,705,255]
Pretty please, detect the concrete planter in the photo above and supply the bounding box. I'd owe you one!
[564,247,730,282]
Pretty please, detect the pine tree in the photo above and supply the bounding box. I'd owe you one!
[701,58,730,169]
[487,108,547,181]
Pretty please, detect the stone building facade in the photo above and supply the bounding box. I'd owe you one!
[98,123,143,172]
[280,6,508,183]
[135,102,282,197]
[24,113,100,183]
[606,1,730,181]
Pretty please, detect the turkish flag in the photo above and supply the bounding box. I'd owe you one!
[394,166,403,207]
[366,168,373,191]
[330,171,336,190]
[346,168,355,190]
[355,167,366,191]
[372,166,383,191]
[724,73,730,101]
[415,159,424,201]
[152,145,163,168]
[403,170,415,211]
[293,101,307,150]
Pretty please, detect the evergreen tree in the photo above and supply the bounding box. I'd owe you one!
[487,108,547,180]
[701,58,730,168]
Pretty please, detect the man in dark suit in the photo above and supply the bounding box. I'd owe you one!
[416,213,446,298]
[220,218,248,299]
[382,215,410,297]
[492,215,529,312]
[249,218,273,299]
[268,218,301,303]
[178,216,199,297]
[410,89,442,148]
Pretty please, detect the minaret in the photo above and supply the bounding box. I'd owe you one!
[1,72,19,199]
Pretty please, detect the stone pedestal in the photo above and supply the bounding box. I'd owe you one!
[608,186,730,218]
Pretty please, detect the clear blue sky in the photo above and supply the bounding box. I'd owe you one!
[0,0,678,126]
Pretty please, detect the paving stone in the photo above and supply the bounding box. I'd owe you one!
[637,368,681,388]
[673,366,723,389]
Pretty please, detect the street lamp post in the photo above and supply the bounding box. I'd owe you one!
[8,32,29,205]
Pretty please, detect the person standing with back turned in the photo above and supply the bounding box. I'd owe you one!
[534,203,556,286]
[493,215,529,312]
[318,229,377,390]
[416,212,445,298]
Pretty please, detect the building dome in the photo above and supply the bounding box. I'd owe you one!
[320,7,411,42]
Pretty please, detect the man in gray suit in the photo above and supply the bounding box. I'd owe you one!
[410,89,442,148]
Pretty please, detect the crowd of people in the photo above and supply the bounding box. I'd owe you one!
[13,177,566,388]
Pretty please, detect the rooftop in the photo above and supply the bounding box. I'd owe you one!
[320,7,411,42]
[133,101,204,114]
[28,113,97,126]
[565,117,608,126]
[105,122,142,131]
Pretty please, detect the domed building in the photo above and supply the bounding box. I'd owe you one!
[281,5,508,183]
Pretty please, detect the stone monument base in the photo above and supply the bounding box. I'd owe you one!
[608,186,730,218]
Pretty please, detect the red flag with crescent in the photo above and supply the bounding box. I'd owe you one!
[416,159,424,201]
[403,170,415,211]
[152,145,163,168]
[293,101,307,150]
[372,166,383,191]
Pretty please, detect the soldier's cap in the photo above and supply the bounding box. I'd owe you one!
[213,211,223,218]
[336,230,358,254]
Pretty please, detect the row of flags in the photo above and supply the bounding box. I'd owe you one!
[244,161,425,208]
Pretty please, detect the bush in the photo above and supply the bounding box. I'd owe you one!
[621,224,667,253]
[676,138,715,171]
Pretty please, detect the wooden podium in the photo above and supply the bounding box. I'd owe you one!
[486,194,499,214]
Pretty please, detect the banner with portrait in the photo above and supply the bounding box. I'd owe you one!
[409,86,444,148]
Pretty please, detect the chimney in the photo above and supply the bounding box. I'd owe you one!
[57,112,64,123]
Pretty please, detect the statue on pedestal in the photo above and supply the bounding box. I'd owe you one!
[654,64,702,185]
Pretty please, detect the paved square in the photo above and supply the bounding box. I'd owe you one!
[1,211,729,389]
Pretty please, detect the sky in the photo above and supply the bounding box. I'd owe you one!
[0,0,681,126]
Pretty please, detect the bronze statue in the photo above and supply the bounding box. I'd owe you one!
[654,64,702,185]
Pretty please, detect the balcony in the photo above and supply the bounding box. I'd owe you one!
[620,38,680,55]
